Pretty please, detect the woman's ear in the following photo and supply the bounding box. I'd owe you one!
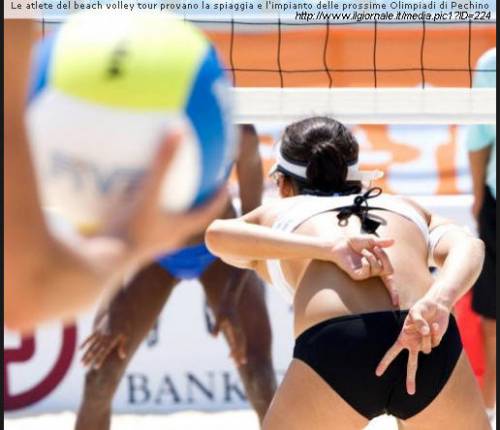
[279,176,296,198]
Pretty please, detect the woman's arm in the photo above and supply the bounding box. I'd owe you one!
[205,217,395,285]
[421,206,486,310]
[401,197,485,307]
[206,218,335,267]
[376,213,485,395]
[426,226,485,311]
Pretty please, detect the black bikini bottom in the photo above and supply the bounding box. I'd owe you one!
[293,310,462,420]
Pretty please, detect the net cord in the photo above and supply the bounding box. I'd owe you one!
[232,87,497,124]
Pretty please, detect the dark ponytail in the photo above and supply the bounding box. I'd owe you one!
[280,117,361,195]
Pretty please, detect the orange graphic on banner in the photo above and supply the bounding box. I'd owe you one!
[229,124,467,196]
[354,125,421,194]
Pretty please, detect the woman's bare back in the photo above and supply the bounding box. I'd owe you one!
[253,194,436,337]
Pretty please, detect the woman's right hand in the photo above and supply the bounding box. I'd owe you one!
[375,289,451,395]
[329,236,398,306]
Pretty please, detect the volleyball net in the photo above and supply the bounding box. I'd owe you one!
[38,13,496,124]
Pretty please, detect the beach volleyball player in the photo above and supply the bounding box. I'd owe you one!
[5,18,227,332]
[75,125,277,429]
[206,117,489,429]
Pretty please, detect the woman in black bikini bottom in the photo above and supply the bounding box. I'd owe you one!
[205,116,489,429]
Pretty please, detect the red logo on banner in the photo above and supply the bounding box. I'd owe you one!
[4,325,77,411]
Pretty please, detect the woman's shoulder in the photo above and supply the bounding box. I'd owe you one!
[382,194,430,217]
[255,196,306,227]
[256,195,345,228]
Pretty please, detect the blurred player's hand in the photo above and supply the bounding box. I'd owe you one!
[330,236,398,306]
[105,130,229,266]
[80,315,128,370]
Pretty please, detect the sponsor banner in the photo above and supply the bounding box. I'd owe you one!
[4,282,294,415]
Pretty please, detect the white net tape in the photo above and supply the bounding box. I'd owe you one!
[233,87,496,124]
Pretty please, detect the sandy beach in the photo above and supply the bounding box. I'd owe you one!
[5,410,398,430]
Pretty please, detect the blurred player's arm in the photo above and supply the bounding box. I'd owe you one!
[5,21,226,332]
[4,21,138,331]
[235,125,264,215]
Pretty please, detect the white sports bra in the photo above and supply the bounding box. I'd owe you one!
[266,192,430,302]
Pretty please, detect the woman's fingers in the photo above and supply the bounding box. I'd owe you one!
[376,341,404,377]
[81,336,103,365]
[135,132,182,216]
[345,236,396,282]
[373,238,395,248]
[351,236,394,252]
[113,131,228,257]
[431,322,443,347]
[89,344,109,369]
[406,350,419,395]
[382,275,399,307]
[421,332,432,354]
[353,256,371,279]
[80,334,127,368]
[373,246,398,305]
[93,337,121,370]
[409,308,431,336]
[79,332,98,350]
[361,249,382,274]
[349,240,398,304]
[372,246,394,277]
[105,132,180,244]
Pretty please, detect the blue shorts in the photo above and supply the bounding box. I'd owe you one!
[156,243,218,280]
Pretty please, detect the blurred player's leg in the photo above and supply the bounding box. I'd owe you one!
[75,264,177,430]
[201,260,277,424]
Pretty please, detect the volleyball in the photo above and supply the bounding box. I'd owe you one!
[27,12,236,233]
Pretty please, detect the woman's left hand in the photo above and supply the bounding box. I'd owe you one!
[330,236,398,305]
[375,291,451,395]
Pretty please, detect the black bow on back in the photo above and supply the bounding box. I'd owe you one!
[336,187,386,235]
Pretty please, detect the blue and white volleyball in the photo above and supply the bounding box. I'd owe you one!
[27,12,236,233]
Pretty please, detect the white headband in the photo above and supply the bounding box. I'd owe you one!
[269,140,384,182]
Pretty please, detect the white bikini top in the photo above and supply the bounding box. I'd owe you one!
[266,192,430,303]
